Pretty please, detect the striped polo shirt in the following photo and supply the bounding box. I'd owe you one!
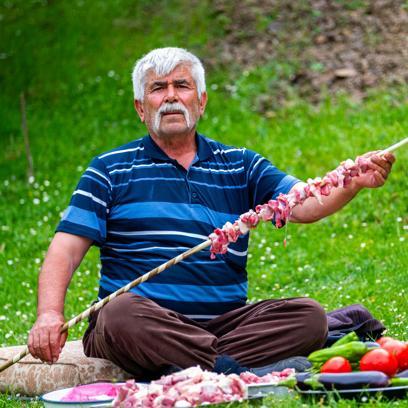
[57,134,299,320]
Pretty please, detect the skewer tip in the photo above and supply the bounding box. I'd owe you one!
[380,137,408,155]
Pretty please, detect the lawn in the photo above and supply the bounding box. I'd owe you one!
[0,1,407,407]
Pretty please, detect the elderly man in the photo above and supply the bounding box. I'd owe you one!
[28,47,394,379]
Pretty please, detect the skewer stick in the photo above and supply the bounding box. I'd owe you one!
[380,137,408,154]
[0,239,211,373]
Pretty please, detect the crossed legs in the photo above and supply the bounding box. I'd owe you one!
[83,293,327,378]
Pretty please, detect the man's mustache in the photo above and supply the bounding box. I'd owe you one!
[154,102,191,131]
[158,103,189,117]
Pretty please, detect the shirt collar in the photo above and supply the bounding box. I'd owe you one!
[142,133,214,162]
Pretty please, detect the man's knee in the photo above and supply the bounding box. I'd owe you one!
[97,293,156,341]
[295,298,328,347]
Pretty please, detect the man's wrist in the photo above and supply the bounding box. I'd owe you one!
[347,178,364,195]
[37,309,64,318]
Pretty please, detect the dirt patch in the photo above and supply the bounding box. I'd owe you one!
[205,0,408,109]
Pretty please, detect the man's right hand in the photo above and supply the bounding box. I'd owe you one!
[28,310,68,363]
[27,232,92,363]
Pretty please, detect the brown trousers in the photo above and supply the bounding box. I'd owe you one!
[83,293,327,379]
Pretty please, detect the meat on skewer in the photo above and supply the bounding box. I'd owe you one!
[209,155,373,258]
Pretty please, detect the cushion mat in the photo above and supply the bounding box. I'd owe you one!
[0,340,132,396]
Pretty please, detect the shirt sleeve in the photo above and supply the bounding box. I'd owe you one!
[56,156,112,246]
[245,149,300,208]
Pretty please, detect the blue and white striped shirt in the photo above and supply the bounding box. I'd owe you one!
[57,134,299,320]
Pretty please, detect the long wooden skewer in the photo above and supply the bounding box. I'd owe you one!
[1,137,407,374]
[0,240,211,373]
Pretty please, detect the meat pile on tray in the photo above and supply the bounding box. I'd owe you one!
[113,366,294,407]
[240,367,294,385]
[209,155,372,257]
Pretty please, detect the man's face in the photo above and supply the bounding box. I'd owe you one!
[135,64,207,139]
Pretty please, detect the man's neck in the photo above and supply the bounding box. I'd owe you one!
[150,130,197,170]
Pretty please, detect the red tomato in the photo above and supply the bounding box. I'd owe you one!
[360,349,399,377]
[397,346,408,371]
[376,336,395,347]
[320,357,352,373]
[380,339,408,371]
[382,340,407,356]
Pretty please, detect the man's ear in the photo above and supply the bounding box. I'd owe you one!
[199,92,208,117]
[134,99,145,122]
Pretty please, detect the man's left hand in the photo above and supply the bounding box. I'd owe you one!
[353,151,395,189]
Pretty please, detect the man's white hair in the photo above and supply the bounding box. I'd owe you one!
[132,47,206,101]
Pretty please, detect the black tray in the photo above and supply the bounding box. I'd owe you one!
[298,385,408,400]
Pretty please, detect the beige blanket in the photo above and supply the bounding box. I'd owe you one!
[0,340,132,396]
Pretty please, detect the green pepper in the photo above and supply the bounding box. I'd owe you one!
[330,332,359,348]
[277,376,297,388]
[304,376,324,390]
[308,341,369,365]
[390,377,408,387]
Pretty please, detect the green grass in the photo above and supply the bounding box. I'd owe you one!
[0,1,407,407]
